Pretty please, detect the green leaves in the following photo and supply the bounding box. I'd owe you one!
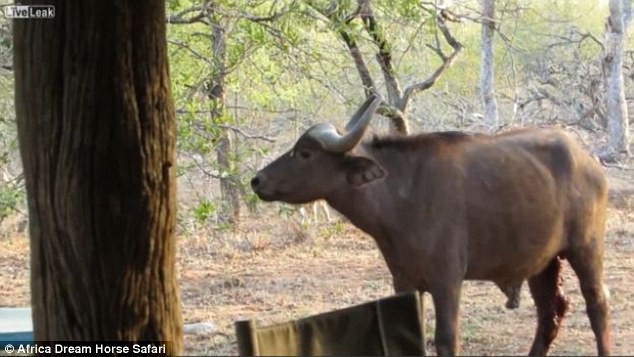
[0,182,21,221]
[192,199,218,224]
[395,0,425,21]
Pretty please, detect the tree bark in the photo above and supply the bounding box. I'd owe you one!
[480,0,499,131]
[13,1,182,353]
[604,0,631,156]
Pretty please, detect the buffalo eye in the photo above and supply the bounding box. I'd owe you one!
[298,150,312,159]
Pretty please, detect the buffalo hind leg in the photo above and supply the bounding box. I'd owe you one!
[566,246,611,356]
[528,257,570,356]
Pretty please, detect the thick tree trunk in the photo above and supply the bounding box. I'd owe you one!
[604,0,631,156]
[480,0,498,131]
[13,1,182,353]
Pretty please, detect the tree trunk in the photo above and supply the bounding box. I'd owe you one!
[480,0,499,131]
[209,17,241,225]
[13,1,182,352]
[603,0,631,156]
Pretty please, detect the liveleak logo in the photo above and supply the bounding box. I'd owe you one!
[4,5,55,19]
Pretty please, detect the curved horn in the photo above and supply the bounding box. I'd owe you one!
[345,92,382,132]
[308,93,382,153]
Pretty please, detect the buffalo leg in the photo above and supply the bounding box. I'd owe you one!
[392,276,427,356]
[566,247,611,356]
[527,257,570,356]
[430,284,462,356]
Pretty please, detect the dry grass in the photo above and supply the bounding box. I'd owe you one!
[1,167,633,356]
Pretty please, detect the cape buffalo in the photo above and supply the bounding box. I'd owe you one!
[250,94,611,356]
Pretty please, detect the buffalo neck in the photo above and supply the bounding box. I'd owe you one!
[324,141,426,240]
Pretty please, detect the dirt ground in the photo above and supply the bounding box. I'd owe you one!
[1,165,633,356]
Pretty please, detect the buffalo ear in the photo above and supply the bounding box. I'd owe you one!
[345,156,387,188]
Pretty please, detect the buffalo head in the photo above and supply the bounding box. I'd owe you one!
[251,94,386,204]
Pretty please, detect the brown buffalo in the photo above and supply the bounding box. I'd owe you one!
[251,94,611,356]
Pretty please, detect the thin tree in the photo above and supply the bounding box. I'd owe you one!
[206,6,242,225]
[168,2,283,225]
[480,0,498,131]
[13,1,182,352]
[603,0,631,157]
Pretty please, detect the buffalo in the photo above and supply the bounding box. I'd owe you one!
[251,94,611,356]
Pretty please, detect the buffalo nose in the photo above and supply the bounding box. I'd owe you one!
[250,175,261,190]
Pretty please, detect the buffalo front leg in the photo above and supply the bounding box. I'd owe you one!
[392,275,427,356]
[527,257,570,356]
[430,283,462,356]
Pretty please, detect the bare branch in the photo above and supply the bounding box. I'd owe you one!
[218,124,275,142]
[188,153,224,180]
[578,32,604,49]
[344,4,362,23]
[177,110,276,142]
[190,32,214,40]
[339,31,376,93]
[168,1,289,34]
[425,28,447,61]
[542,29,605,51]
[307,0,463,135]
[401,15,463,109]
[167,39,212,65]
[167,3,211,25]
[436,14,462,50]
[208,1,292,23]
[239,11,284,23]
[305,0,376,94]
[421,2,486,24]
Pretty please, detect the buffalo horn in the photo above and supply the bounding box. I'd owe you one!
[309,93,382,153]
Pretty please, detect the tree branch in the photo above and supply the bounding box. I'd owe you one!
[167,3,211,25]
[358,0,403,102]
[236,11,285,23]
[306,0,463,135]
[541,29,605,52]
[305,0,375,94]
[167,39,212,65]
[206,2,291,23]
[178,110,276,142]
[401,15,463,110]
[376,103,408,133]
[339,31,376,93]
[218,124,275,142]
